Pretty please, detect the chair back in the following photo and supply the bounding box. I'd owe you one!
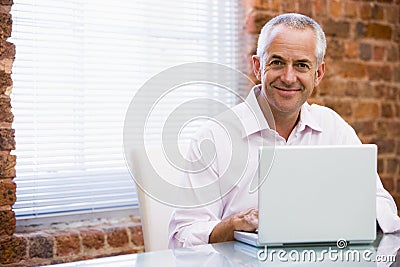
[132,145,187,251]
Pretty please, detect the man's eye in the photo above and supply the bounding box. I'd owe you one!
[269,60,284,67]
[296,63,310,69]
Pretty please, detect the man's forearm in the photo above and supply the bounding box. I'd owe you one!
[209,217,235,243]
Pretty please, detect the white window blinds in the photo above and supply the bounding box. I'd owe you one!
[11,0,245,219]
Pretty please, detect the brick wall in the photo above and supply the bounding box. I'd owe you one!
[244,0,400,204]
[0,0,18,264]
[0,220,144,266]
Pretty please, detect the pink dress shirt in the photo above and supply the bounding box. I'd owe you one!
[168,85,400,248]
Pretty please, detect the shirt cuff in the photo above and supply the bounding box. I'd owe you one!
[173,220,220,248]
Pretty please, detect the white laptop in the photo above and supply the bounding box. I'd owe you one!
[235,145,377,247]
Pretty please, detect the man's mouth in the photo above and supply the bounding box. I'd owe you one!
[274,86,302,92]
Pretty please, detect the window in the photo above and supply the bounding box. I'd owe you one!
[11,0,245,221]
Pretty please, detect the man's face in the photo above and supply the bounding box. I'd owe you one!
[253,25,325,118]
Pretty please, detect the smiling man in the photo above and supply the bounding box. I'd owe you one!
[253,22,325,141]
[168,13,400,248]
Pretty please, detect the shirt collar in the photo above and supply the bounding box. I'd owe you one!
[239,85,270,138]
[297,103,323,133]
[239,85,323,138]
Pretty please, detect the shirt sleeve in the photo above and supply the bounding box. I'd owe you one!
[168,206,221,248]
[376,177,400,233]
[168,131,224,248]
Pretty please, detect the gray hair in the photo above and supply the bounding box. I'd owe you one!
[256,13,326,67]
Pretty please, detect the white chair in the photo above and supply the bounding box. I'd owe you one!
[131,145,187,252]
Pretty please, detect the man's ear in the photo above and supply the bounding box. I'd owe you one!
[314,61,325,87]
[252,55,261,81]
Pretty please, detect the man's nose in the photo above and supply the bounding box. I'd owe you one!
[281,65,297,85]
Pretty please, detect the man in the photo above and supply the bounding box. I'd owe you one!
[168,13,400,248]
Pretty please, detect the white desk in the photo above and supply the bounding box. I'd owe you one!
[46,233,400,267]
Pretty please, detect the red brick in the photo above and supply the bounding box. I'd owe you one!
[344,1,358,18]
[387,158,398,174]
[0,70,12,94]
[382,177,395,192]
[29,234,54,258]
[384,6,399,23]
[360,3,384,20]
[327,38,344,59]
[0,154,15,178]
[0,209,15,236]
[329,0,342,17]
[366,65,392,81]
[245,11,273,34]
[0,235,27,265]
[372,138,396,154]
[381,103,394,118]
[0,128,14,150]
[394,66,400,82]
[129,224,144,247]
[376,121,389,138]
[354,102,380,119]
[0,179,15,206]
[360,3,371,19]
[371,4,384,20]
[0,5,11,15]
[359,43,372,61]
[55,232,81,257]
[281,0,296,13]
[352,120,375,136]
[325,100,353,117]
[0,0,13,5]
[374,84,397,100]
[373,46,385,61]
[387,45,399,62]
[270,0,280,12]
[366,23,392,40]
[323,19,350,38]
[344,41,359,59]
[106,227,128,248]
[356,21,366,37]
[378,158,384,173]
[298,0,312,17]
[0,95,12,123]
[314,0,328,16]
[318,78,346,97]
[394,25,400,43]
[346,80,374,98]
[81,229,105,250]
[398,140,400,155]
[0,40,14,61]
[314,79,330,96]
[396,104,400,117]
[388,121,400,136]
[245,0,269,9]
[336,61,366,78]
[0,13,11,39]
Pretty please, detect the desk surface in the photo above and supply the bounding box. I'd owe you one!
[47,233,400,267]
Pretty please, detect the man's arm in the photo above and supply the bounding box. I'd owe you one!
[376,176,400,233]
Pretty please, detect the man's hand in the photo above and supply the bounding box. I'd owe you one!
[209,208,258,243]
